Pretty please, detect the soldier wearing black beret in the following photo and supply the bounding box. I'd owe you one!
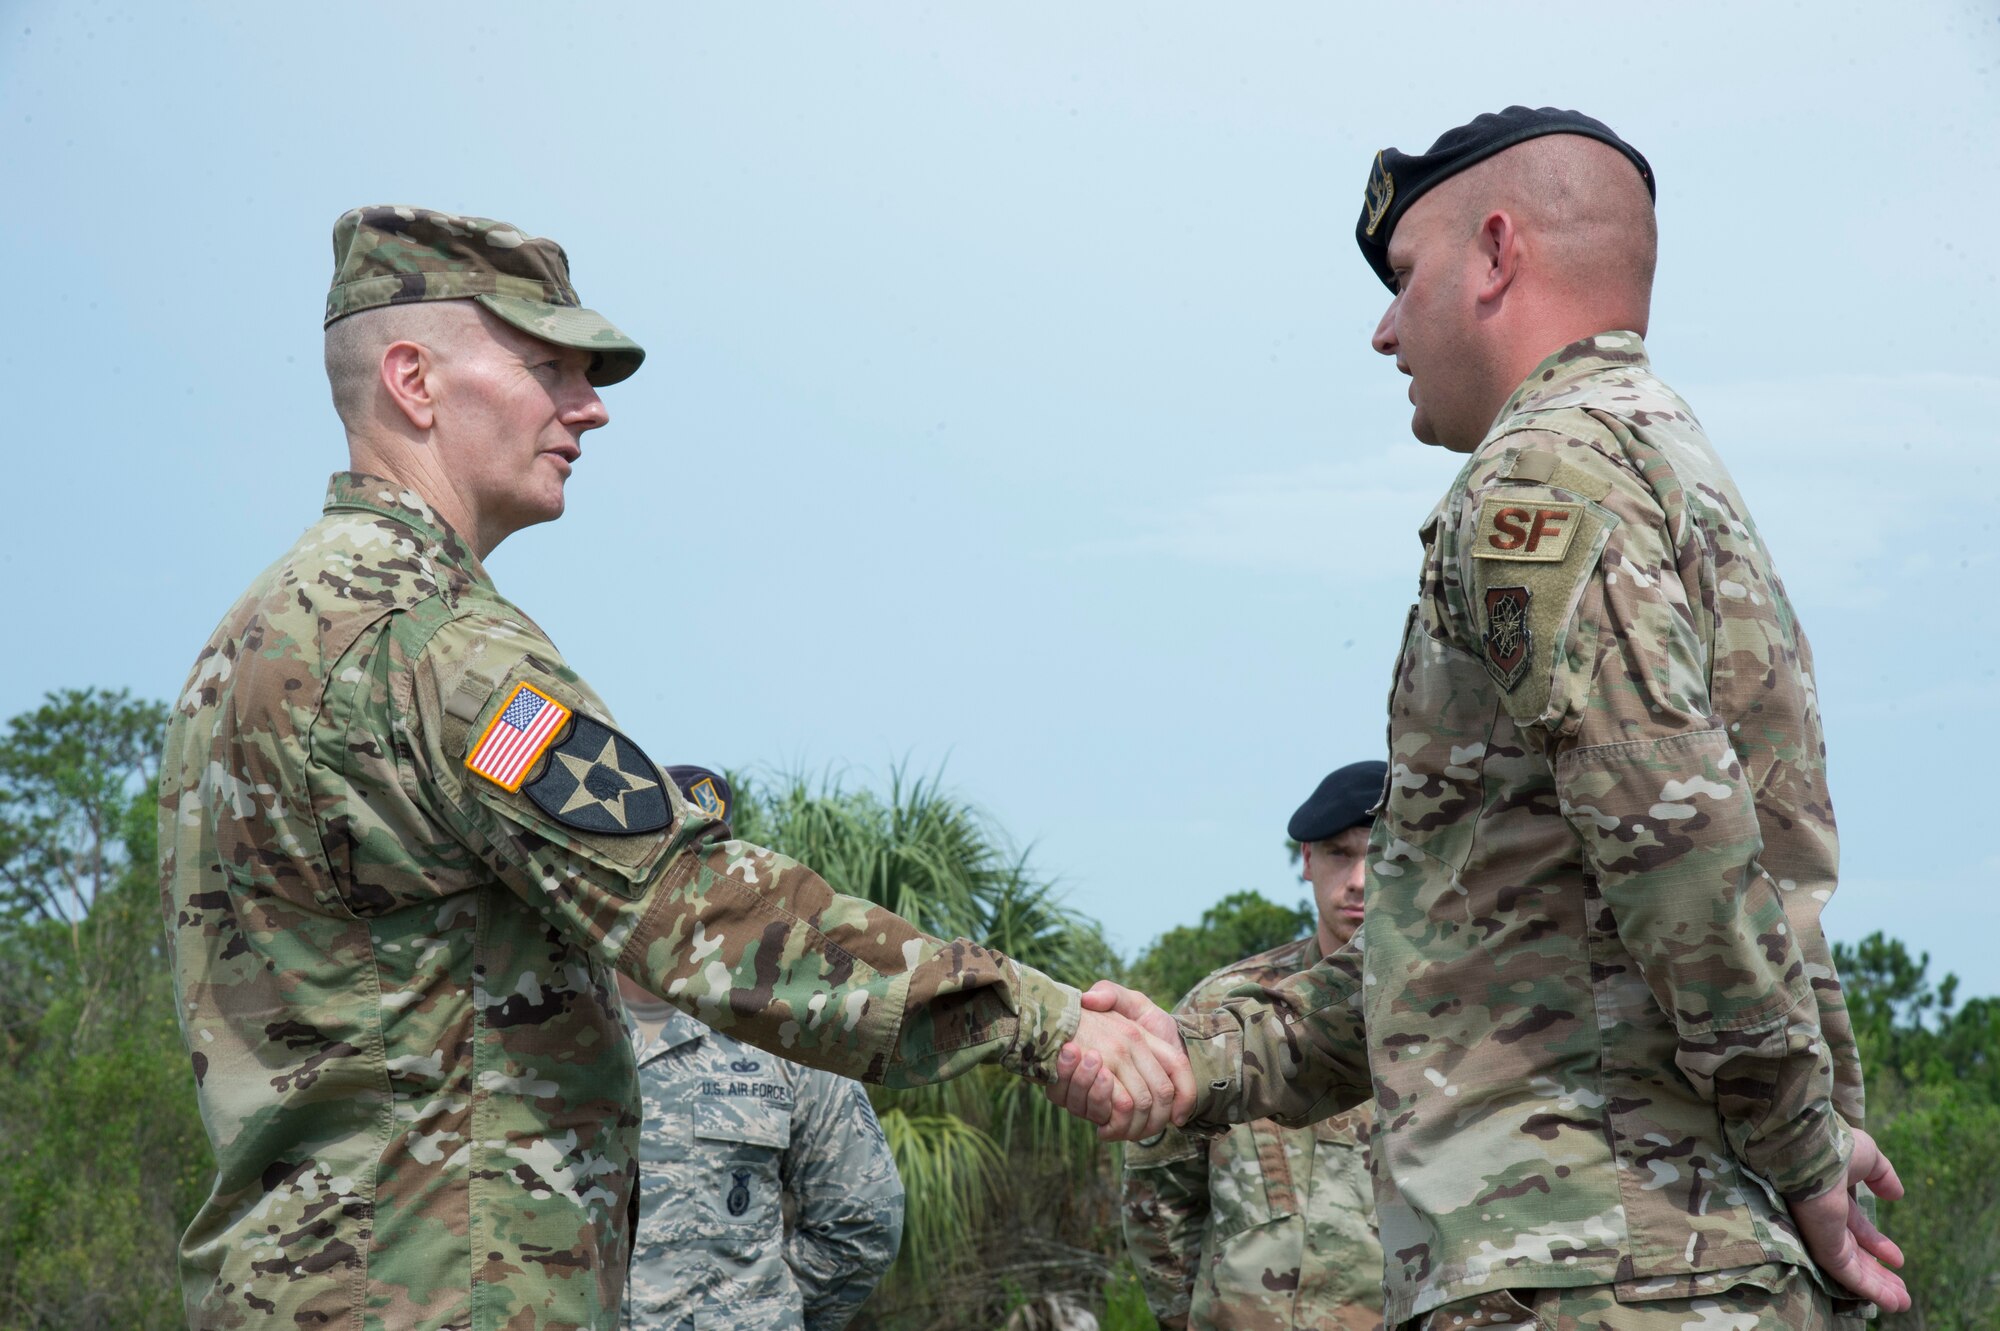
[1120,762,1388,1331]
[1355,106,1654,293]
[1055,104,1908,1330]
[1287,759,1385,955]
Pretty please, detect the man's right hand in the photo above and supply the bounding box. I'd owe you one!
[1787,1126,1909,1313]
[1044,982,1194,1140]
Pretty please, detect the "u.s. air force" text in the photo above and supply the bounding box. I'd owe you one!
[699,1079,794,1104]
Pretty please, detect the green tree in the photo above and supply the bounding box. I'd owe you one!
[1125,889,1312,1008]
[1836,933,2000,1331]
[0,686,169,1056]
[732,768,1125,1329]
[1874,1083,2000,1331]
[0,688,209,1329]
[1837,932,2000,1111]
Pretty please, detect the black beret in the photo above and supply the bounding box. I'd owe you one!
[1355,106,1655,291]
[664,765,732,822]
[1288,760,1387,843]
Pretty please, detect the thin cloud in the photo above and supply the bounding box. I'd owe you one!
[1083,445,1447,580]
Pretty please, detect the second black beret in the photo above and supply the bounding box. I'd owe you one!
[1288,760,1387,843]
[1355,105,1655,291]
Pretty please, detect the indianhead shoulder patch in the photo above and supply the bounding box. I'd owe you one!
[522,714,671,835]
[1483,586,1532,690]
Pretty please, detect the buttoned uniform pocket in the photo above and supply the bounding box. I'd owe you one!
[691,1099,790,1265]
[1379,595,1500,878]
[1203,1122,1298,1242]
[1199,1123,1313,1329]
[692,1301,794,1331]
[1309,1111,1375,1224]
[1306,1111,1384,1315]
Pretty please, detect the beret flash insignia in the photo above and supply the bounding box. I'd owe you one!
[1364,152,1396,238]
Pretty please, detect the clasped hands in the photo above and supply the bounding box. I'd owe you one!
[1041,980,1195,1141]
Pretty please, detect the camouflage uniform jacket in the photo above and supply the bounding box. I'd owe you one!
[1178,334,1864,1326]
[622,1004,902,1331]
[159,472,1079,1331]
[1122,936,1382,1331]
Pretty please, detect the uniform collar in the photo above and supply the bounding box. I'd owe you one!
[635,1008,712,1064]
[1490,330,1651,431]
[321,472,490,584]
[657,1009,709,1051]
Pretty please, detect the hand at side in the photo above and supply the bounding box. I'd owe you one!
[1787,1126,1908,1312]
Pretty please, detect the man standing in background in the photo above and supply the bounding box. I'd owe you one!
[617,973,904,1331]
[1122,761,1386,1331]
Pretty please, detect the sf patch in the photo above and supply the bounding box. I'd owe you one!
[1473,497,1583,562]
[521,713,671,835]
[1483,586,1532,689]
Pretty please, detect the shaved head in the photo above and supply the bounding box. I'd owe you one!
[1371,132,1660,451]
[1440,134,1657,307]
[324,301,485,434]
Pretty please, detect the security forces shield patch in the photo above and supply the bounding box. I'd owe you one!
[689,777,723,817]
[522,713,671,835]
[664,765,730,821]
[1483,586,1532,689]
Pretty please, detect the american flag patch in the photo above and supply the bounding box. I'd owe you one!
[465,682,571,791]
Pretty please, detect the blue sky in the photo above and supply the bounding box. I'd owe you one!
[4,3,1996,997]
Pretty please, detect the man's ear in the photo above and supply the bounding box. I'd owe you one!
[1474,209,1521,306]
[380,340,437,431]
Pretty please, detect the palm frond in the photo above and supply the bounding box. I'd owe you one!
[875,1107,1005,1278]
[732,762,1122,1285]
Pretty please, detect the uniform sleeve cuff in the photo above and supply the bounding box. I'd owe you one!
[1772,1111,1854,1203]
[1177,1011,1245,1133]
[1000,965,1082,1083]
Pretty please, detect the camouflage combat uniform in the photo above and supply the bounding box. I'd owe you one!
[1177,333,1865,1329]
[1122,936,1382,1331]
[159,473,1079,1330]
[621,998,902,1331]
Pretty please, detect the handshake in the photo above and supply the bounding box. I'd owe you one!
[1038,983,1916,1316]
[1039,980,1198,1141]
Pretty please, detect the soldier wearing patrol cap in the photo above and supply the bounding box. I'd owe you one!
[1051,108,1909,1329]
[158,206,1192,1330]
[1122,761,1388,1331]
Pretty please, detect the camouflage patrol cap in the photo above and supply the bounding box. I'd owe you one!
[1356,107,1655,291]
[324,205,644,386]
